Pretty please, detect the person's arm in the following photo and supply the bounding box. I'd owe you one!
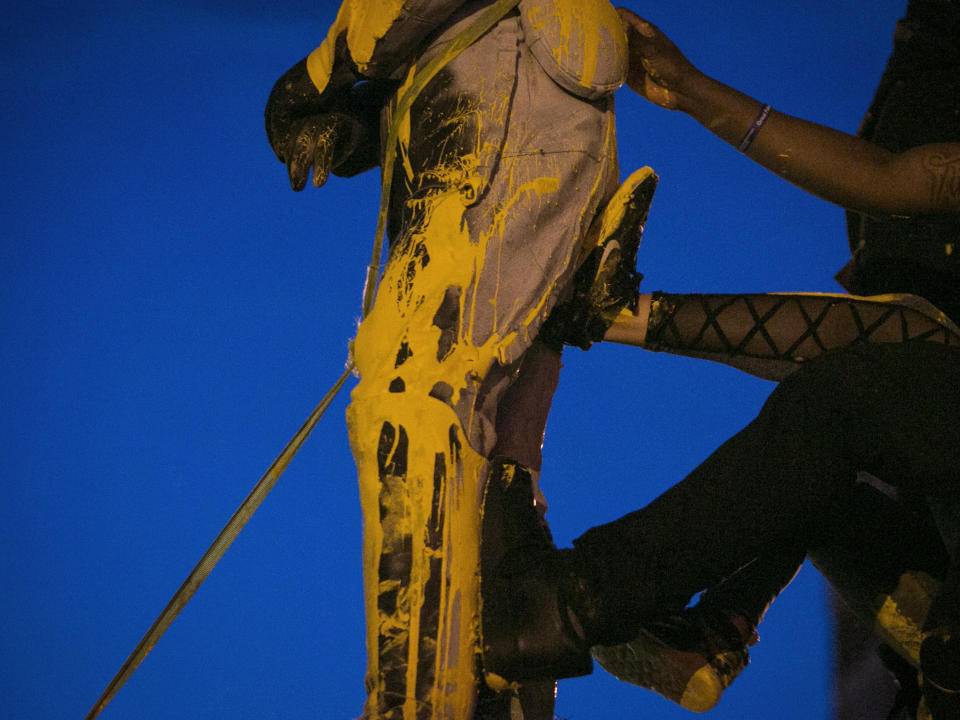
[616,8,960,218]
[604,291,960,381]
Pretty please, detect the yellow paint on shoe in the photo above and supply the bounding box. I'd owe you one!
[679,666,723,713]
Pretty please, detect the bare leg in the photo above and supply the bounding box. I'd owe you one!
[606,291,960,382]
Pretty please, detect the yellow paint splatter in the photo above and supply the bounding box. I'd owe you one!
[872,570,939,668]
[520,0,626,98]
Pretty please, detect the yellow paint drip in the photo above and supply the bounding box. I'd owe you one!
[348,392,488,720]
[344,0,409,71]
[307,0,419,85]
[316,4,621,716]
[349,182,564,718]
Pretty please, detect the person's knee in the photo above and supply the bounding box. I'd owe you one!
[758,351,861,427]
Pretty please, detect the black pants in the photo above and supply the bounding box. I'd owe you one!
[573,341,960,624]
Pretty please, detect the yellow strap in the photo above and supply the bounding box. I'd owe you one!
[84,366,353,720]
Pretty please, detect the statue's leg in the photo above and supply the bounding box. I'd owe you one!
[347,167,606,718]
[348,188,504,720]
[482,341,564,720]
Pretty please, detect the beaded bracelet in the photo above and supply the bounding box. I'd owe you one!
[737,103,772,152]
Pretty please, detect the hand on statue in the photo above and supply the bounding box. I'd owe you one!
[264,59,357,191]
[616,8,702,112]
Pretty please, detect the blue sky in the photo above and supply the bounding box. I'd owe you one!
[1,1,908,718]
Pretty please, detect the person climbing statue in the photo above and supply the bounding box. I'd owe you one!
[481,4,960,719]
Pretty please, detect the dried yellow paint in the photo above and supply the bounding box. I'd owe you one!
[305,3,626,716]
[348,173,569,718]
[306,0,413,92]
[521,0,626,96]
[872,570,939,668]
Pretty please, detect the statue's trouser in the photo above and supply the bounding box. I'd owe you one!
[572,342,960,680]
[346,22,618,715]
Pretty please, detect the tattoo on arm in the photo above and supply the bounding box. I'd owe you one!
[924,150,960,209]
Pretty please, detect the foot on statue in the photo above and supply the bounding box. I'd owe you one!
[482,499,755,712]
[539,166,658,350]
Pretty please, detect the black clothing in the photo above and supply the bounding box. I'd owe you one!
[573,341,959,623]
[841,0,960,320]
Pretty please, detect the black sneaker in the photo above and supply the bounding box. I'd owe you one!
[539,167,658,350]
[591,604,755,712]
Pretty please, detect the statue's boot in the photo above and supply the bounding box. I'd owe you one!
[481,499,756,713]
[481,459,593,683]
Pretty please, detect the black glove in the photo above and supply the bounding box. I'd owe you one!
[264,58,360,191]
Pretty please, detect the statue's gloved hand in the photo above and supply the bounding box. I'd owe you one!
[265,59,360,191]
[284,112,356,191]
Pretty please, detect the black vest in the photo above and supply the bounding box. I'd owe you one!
[841,0,960,321]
